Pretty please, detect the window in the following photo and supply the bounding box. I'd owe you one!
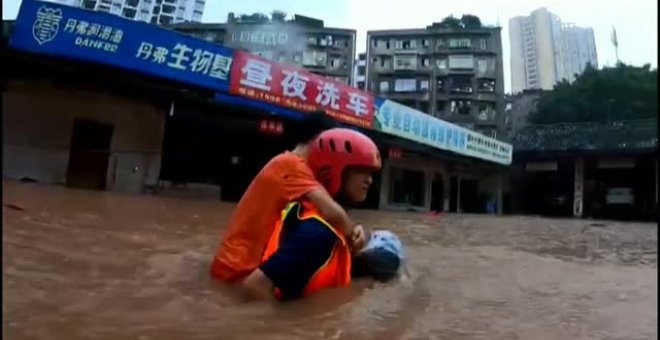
[477,58,489,75]
[479,38,487,50]
[477,79,495,92]
[448,55,474,70]
[159,15,173,24]
[436,78,446,92]
[330,58,342,68]
[449,38,471,49]
[450,100,472,115]
[293,53,302,63]
[436,58,448,70]
[402,40,417,49]
[82,0,96,9]
[371,39,377,47]
[394,79,416,92]
[122,7,137,18]
[420,80,430,92]
[422,39,430,47]
[161,3,175,13]
[302,50,327,67]
[394,40,402,49]
[421,57,431,67]
[393,55,417,70]
[450,76,473,94]
[379,81,390,93]
[478,104,495,120]
[436,39,445,49]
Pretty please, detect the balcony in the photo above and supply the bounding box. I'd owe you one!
[393,54,418,71]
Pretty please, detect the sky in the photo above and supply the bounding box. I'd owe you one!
[3,0,657,93]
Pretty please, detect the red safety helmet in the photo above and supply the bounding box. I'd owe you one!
[308,128,382,197]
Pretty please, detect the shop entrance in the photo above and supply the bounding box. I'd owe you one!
[66,118,114,190]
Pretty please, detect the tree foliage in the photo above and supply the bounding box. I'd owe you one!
[436,14,482,29]
[270,10,287,22]
[530,63,658,124]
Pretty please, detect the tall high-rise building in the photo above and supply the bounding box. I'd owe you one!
[44,0,205,24]
[366,21,506,139]
[509,8,597,94]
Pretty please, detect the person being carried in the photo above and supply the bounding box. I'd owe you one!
[210,111,366,283]
[241,128,404,300]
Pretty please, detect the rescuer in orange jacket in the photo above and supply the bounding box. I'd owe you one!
[241,128,403,300]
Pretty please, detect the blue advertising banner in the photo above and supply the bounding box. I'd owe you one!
[374,98,512,165]
[9,0,234,92]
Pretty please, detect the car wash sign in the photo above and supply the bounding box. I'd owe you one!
[9,0,234,92]
[229,50,375,129]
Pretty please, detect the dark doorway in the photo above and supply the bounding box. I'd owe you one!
[66,119,114,190]
[430,173,444,212]
[449,176,458,212]
[459,179,479,213]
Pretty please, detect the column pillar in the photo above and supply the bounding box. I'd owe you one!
[456,175,462,213]
[573,158,585,217]
[655,158,658,205]
[443,174,451,212]
[496,172,504,215]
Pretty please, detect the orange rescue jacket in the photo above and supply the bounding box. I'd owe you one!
[261,201,352,298]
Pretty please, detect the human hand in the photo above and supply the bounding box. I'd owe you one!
[350,224,366,251]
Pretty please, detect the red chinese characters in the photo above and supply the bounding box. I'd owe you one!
[229,50,375,129]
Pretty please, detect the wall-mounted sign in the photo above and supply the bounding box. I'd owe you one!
[258,119,283,135]
[9,0,235,92]
[230,50,375,129]
[374,98,513,165]
[388,148,402,159]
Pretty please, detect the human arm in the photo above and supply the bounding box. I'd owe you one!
[281,156,359,239]
[305,187,357,237]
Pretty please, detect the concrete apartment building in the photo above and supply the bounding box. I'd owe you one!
[169,14,356,85]
[46,0,205,24]
[353,52,367,90]
[509,8,597,94]
[366,22,505,139]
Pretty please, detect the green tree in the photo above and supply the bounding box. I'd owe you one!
[438,16,462,29]
[460,14,482,29]
[271,10,287,22]
[530,63,658,123]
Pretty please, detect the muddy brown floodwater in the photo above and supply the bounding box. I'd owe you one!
[3,181,657,340]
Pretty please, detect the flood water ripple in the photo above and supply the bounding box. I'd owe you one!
[3,181,657,340]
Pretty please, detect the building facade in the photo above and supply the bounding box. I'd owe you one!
[366,22,506,139]
[509,8,597,94]
[169,14,356,85]
[353,52,366,90]
[510,119,657,221]
[45,0,204,24]
[503,89,544,138]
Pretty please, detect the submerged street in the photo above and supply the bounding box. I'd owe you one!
[3,181,657,340]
